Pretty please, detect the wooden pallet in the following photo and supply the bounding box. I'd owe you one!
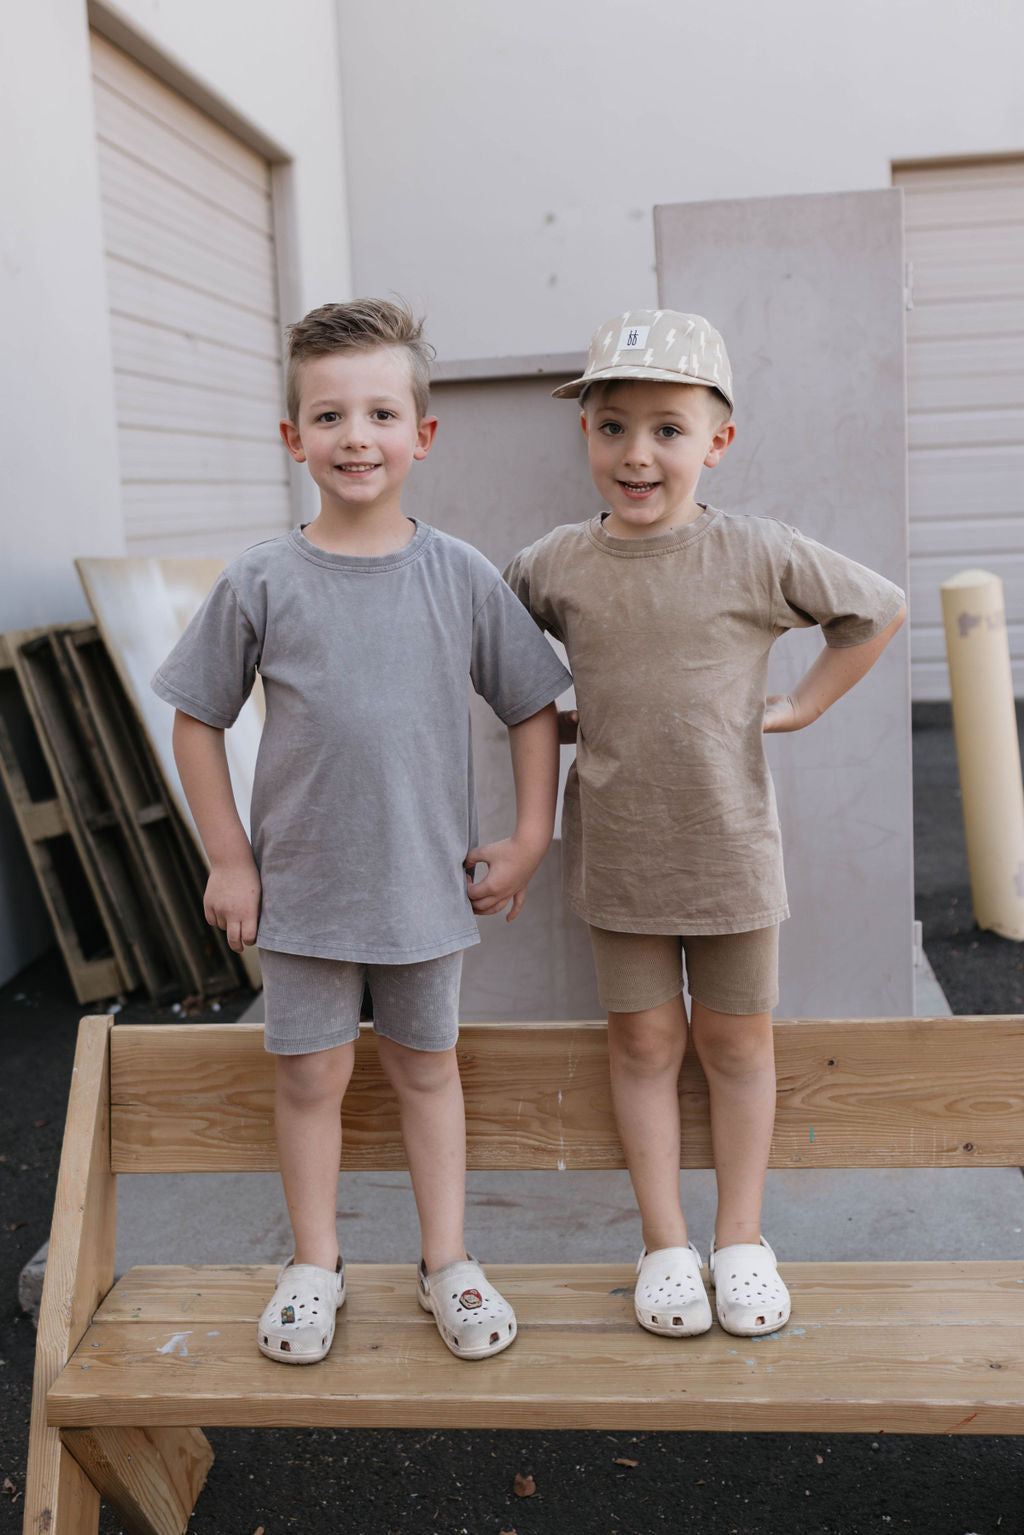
[0,625,244,1003]
[0,629,127,1004]
[54,628,241,998]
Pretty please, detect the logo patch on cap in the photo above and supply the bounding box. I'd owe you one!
[617,324,650,351]
[458,1288,483,1309]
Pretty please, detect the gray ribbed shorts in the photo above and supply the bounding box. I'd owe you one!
[260,947,464,1056]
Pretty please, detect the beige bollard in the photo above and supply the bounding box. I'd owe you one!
[940,569,1024,940]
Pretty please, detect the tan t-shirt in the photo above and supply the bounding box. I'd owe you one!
[504,508,905,935]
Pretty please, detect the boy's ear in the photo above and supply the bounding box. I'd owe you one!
[414,414,439,461]
[579,410,590,439]
[280,419,306,463]
[704,420,736,468]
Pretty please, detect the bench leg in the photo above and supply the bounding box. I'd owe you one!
[22,1427,101,1534]
[60,1426,214,1535]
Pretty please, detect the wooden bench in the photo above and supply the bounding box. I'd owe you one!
[24,1012,1024,1535]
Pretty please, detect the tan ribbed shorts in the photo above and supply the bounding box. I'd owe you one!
[588,924,780,1016]
[260,947,463,1056]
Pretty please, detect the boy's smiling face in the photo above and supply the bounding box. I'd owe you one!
[582,380,734,538]
[280,346,435,522]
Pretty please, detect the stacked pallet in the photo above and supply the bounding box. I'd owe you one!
[0,623,245,1004]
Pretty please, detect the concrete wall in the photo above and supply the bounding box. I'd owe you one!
[0,0,352,983]
[336,0,1024,362]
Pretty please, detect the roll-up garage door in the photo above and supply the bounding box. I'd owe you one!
[895,157,1024,699]
[91,32,292,558]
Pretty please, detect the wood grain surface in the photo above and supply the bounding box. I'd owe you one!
[24,1017,115,1534]
[48,1260,1024,1435]
[110,1017,1024,1173]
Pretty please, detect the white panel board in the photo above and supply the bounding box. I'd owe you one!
[655,190,912,1017]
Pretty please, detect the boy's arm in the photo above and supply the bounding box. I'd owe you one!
[763,604,906,733]
[465,701,559,922]
[172,710,261,951]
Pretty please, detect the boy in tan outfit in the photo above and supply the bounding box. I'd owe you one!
[505,308,906,1338]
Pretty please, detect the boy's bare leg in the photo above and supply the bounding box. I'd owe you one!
[607,994,690,1252]
[376,1036,467,1273]
[689,1002,776,1248]
[275,1043,354,1269]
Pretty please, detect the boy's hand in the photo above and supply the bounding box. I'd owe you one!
[762,693,808,733]
[465,834,547,922]
[557,708,580,745]
[204,856,262,952]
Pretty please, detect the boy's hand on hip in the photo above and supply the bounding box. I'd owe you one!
[762,693,808,733]
[204,856,262,952]
[465,834,547,922]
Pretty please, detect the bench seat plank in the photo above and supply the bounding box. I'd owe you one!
[48,1262,1024,1435]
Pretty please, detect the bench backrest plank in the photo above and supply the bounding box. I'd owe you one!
[109,1017,1024,1174]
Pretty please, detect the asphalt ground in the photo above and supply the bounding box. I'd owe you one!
[2,701,1023,1535]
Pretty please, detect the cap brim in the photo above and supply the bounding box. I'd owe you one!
[550,377,588,399]
[551,366,732,408]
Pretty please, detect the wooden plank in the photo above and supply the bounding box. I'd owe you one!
[61,1426,213,1535]
[109,1018,1024,1174]
[48,1261,1024,1435]
[91,1260,1024,1330]
[23,1018,116,1535]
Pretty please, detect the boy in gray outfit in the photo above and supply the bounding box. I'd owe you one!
[154,299,569,1364]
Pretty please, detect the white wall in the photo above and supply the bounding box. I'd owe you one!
[336,0,1024,361]
[0,0,352,983]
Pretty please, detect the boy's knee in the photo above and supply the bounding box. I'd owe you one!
[275,1046,353,1104]
[607,1013,683,1075]
[694,1011,774,1077]
[381,1039,459,1095]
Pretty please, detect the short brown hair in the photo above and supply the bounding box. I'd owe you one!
[285,298,434,422]
[581,377,733,425]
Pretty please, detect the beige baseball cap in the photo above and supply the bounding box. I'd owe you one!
[552,307,733,410]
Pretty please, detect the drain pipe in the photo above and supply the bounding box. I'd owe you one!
[941,568,1024,940]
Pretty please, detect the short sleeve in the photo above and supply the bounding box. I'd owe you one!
[502,545,565,643]
[775,529,906,648]
[471,575,571,725]
[151,572,261,727]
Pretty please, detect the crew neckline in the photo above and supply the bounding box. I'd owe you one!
[586,505,719,556]
[288,519,432,571]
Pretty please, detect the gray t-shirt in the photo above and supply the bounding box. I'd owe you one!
[153,523,570,963]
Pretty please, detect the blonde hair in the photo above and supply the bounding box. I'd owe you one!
[285,298,434,422]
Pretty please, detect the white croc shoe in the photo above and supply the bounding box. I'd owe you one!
[709,1236,790,1336]
[417,1256,517,1359]
[258,1256,346,1364]
[634,1242,713,1336]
